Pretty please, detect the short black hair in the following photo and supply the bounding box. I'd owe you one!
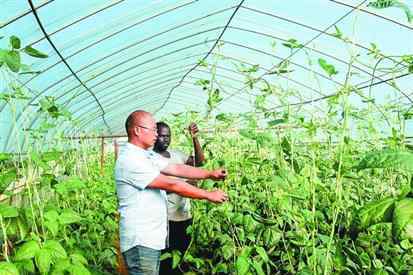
[156,121,170,130]
[125,113,135,134]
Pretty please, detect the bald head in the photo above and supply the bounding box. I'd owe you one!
[125,110,158,148]
[125,110,152,136]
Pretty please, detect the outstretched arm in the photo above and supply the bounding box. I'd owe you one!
[161,163,226,180]
[147,174,227,203]
[187,123,205,166]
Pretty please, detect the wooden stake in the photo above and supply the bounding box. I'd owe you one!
[100,137,104,175]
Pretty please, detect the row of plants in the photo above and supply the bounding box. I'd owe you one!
[1,35,120,273]
[0,146,118,274]
[162,6,413,271]
[0,1,412,272]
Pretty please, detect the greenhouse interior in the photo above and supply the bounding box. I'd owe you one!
[1,0,413,274]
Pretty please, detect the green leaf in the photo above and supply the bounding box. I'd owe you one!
[400,239,413,250]
[355,149,413,173]
[44,210,59,221]
[45,220,59,236]
[0,262,19,275]
[368,0,413,23]
[54,177,86,195]
[20,259,35,273]
[160,252,171,261]
[221,245,233,260]
[236,255,250,275]
[35,248,52,274]
[0,153,11,161]
[392,198,413,241]
[172,250,181,269]
[0,204,19,218]
[68,263,91,275]
[4,50,21,72]
[331,25,343,39]
[251,260,265,275]
[255,246,269,262]
[43,240,67,259]
[282,38,303,49]
[372,269,389,275]
[318,58,338,77]
[51,258,71,274]
[24,46,48,58]
[212,263,228,273]
[59,209,81,225]
[15,240,40,261]
[70,253,88,266]
[267,119,286,127]
[10,36,21,49]
[0,49,7,67]
[351,197,395,234]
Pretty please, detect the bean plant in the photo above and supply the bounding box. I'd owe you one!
[0,1,413,273]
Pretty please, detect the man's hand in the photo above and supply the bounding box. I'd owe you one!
[188,123,199,138]
[206,190,228,203]
[208,169,227,180]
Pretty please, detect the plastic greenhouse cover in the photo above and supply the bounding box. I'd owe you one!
[0,0,412,152]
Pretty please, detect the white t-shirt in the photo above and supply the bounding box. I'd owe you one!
[165,149,193,222]
[115,143,169,252]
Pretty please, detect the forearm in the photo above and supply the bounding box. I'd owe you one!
[148,174,209,200]
[168,180,209,200]
[192,137,205,166]
[162,164,210,179]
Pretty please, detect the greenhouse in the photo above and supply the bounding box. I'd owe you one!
[0,0,413,274]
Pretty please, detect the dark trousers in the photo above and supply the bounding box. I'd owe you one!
[159,219,193,275]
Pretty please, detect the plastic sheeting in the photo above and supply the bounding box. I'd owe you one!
[0,0,412,151]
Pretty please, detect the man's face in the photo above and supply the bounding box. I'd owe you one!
[136,116,158,148]
[154,126,171,152]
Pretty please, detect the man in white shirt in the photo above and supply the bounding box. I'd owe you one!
[115,110,228,275]
[153,122,204,275]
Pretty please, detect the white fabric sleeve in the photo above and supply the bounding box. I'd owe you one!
[117,154,162,190]
[175,149,189,163]
[151,152,169,170]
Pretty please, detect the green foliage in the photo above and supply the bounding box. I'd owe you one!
[23,45,48,58]
[270,60,294,75]
[3,50,21,73]
[9,36,21,50]
[207,88,222,111]
[0,262,19,275]
[368,0,413,23]
[14,240,40,261]
[392,198,413,241]
[38,96,71,119]
[318,58,338,77]
[0,204,19,218]
[355,149,413,173]
[351,197,396,234]
[0,35,48,73]
[282,38,304,50]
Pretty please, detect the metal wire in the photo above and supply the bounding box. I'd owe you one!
[27,0,111,133]
[0,0,55,29]
[27,0,126,46]
[154,0,246,114]
[216,0,369,107]
[329,0,413,31]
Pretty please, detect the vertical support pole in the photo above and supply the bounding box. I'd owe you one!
[114,139,119,161]
[100,137,105,175]
[113,139,128,274]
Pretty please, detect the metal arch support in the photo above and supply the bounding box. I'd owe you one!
[27,0,110,132]
[72,56,327,125]
[216,0,369,108]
